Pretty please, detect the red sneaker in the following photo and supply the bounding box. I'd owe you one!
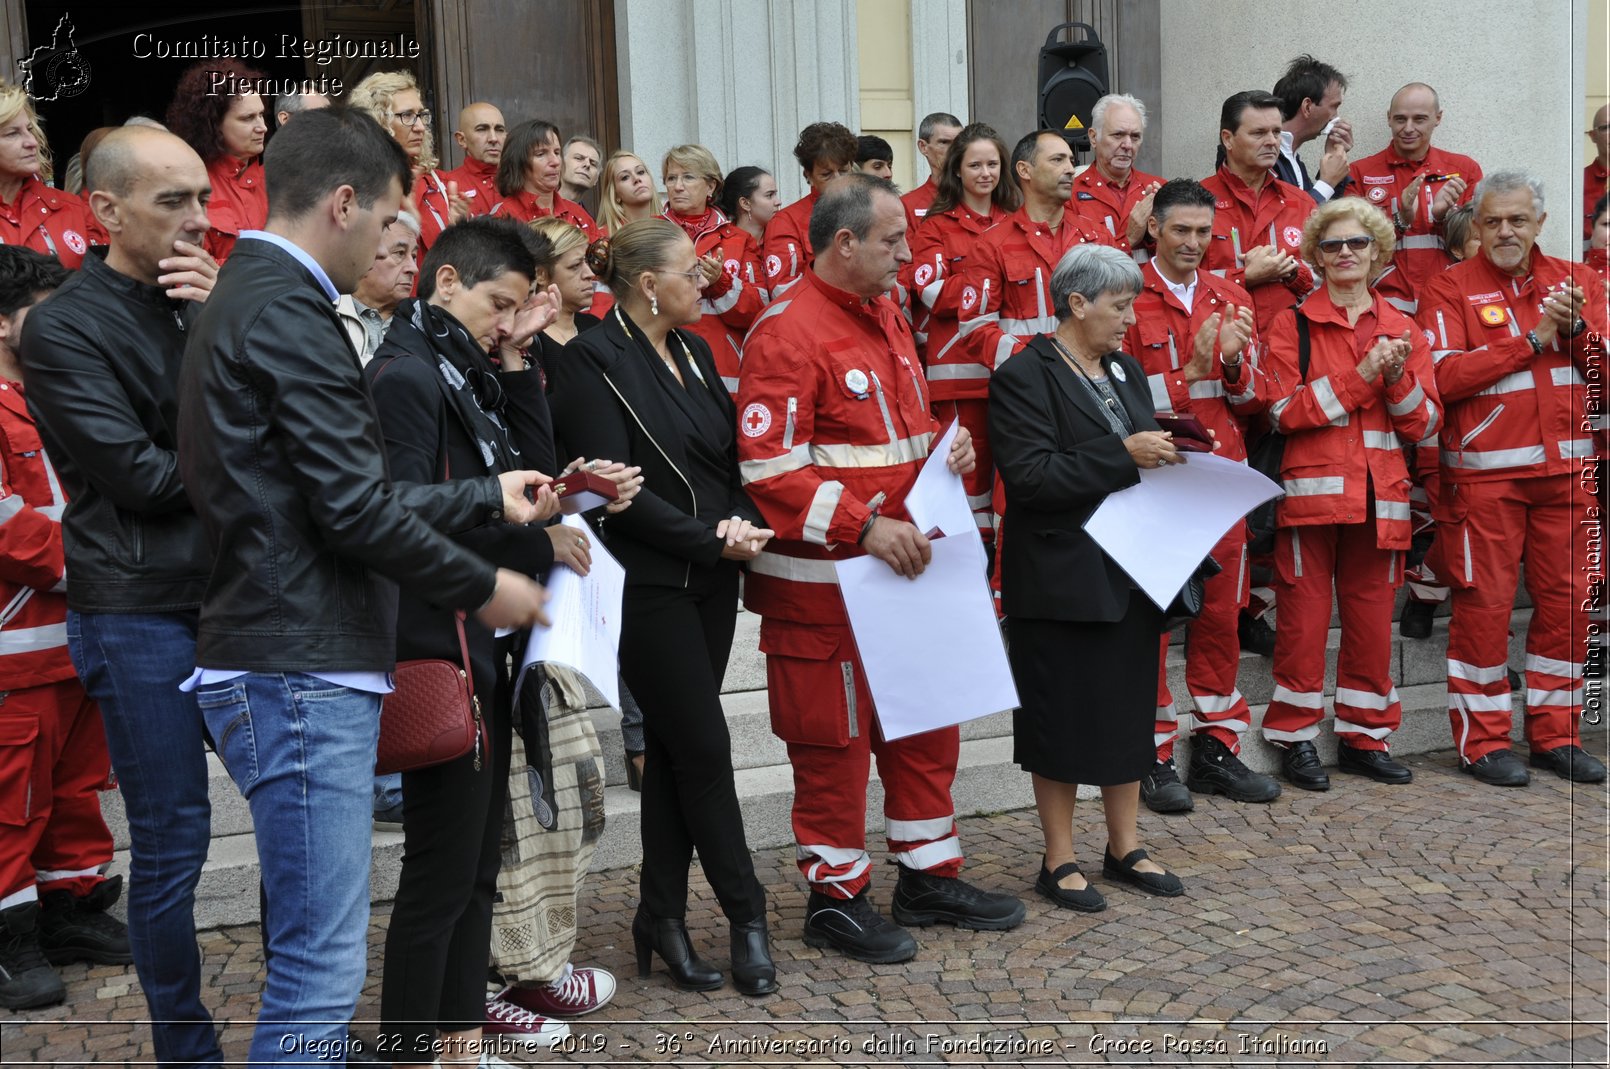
[496,964,617,1017]
[482,993,570,1048]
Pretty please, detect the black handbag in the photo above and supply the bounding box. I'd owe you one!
[1161,554,1223,632]
[1245,314,1312,555]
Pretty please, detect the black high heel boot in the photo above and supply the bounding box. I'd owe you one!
[729,916,778,996]
[632,907,722,991]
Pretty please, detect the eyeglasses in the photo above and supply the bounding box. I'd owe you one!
[1592,124,1610,134]
[658,266,705,282]
[1316,235,1375,254]
[391,109,432,129]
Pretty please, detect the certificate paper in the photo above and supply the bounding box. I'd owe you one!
[516,514,625,709]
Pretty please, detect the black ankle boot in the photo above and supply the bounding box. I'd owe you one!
[729,916,778,997]
[632,908,722,991]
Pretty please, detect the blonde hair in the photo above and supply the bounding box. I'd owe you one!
[1301,197,1396,281]
[349,70,437,172]
[589,218,686,300]
[527,216,589,282]
[596,151,662,234]
[0,83,50,180]
[663,143,723,206]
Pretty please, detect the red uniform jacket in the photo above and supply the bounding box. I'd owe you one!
[0,379,71,687]
[1124,262,1265,462]
[0,176,99,270]
[202,155,267,265]
[1200,167,1315,335]
[902,177,939,230]
[1346,145,1482,313]
[762,189,818,296]
[1586,159,1608,243]
[663,208,768,396]
[495,190,600,241]
[1264,290,1439,548]
[439,156,502,219]
[956,207,1109,377]
[413,170,463,251]
[737,270,937,626]
[1069,165,1162,255]
[904,202,1005,396]
[1418,246,1605,485]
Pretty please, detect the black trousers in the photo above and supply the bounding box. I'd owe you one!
[379,633,517,1058]
[619,562,765,924]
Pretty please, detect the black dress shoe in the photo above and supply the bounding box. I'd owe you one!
[1141,758,1195,813]
[1101,846,1184,897]
[1337,743,1413,784]
[1034,862,1106,912]
[729,916,778,996]
[632,907,722,991]
[891,865,1026,931]
[1462,748,1530,787]
[803,889,916,963]
[1399,599,1435,639]
[1529,745,1608,783]
[1280,740,1330,790]
[1238,612,1276,657]
[1188,734,1282,802]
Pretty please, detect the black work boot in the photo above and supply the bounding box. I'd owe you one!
[803,889,917,964]
[891,865,1026,931]
[0,901,66,1010]
[1188,735,1282,802]
[38,875,133,965]
[1141,758,1195,813]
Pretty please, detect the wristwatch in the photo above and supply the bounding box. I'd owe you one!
[1525,329,1544,355]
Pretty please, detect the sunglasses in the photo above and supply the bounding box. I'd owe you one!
[1317,235,1375,254]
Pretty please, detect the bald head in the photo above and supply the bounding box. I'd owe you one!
[85,126,204,198]
[1592,104,1610,161]
[454,102,506,165]
[1390,82,1440,115]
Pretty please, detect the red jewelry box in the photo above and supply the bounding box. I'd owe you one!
[1154,414,1214,453]
[552,470,620,514]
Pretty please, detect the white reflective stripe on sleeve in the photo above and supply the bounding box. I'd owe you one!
[1332,718,1395,740]
[1187,380,1224,400]
[810,434,932,468]
[721,375,739,394]
[956,311,999,337]
[742,297,793,346]
[1451,690,1513,713]
[1527,686,1584,708]
[0,495,21,524]
[926,363,992,381]
[1560,438,1597,459]
[1191,690,1245,715]
[749,552,839,584]
[993,336,1017,368]
[1283,476,1345,496]
[703,277,742,315]
[920,279,943,308]
[886,814,955,841]
[1271,685,1325,709]
[1386,382,1426,415]
[1448,659,1508,684]
[1382,296,1419,315]
[739,444,813,482]
[1309,375,1348,423]
[1226,376,1256,404]
[894,836,964,871]
[999,314,1058,337]
[1397,234,1445,251]
[1475,371,1534,397]
[1335,686,1401,710]
[0,622,66,654]
[1267,394,1294,431]
[1525,653,1583,678]
[1148,373,1172,412]
[1552,365,1586,387]
[1375,499,1411,521]
[802,481,844,545]
[1363,430,1401,450]
[1447,445,1547,470]
[1431,348,1458,364]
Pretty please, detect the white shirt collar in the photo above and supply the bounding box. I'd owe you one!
[1152,258,1197,313]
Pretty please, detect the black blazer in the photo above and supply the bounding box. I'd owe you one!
[548,308,761,589]
[989,334,1159,623]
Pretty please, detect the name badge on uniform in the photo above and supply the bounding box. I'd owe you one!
[845,368,869,396]
[1110,362,1127,383]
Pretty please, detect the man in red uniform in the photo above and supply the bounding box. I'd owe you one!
[1418,171,1608,787]
[1346,83,1482,316]
[902,111,961,225]
[1070,94,1162,257]
[1124,179,1281,814]
[1586,105,1608,247]
[1202,91,1315,335]
[442,102,506,218]
[762,122,858,295]
[0,85,98,269]
[739,174,1024,963]
[0,247,128,1009]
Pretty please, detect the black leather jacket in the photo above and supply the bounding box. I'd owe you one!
[20,248,211,613]
[177,237,504,672]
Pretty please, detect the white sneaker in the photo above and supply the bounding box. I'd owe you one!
[482,993,571,1049]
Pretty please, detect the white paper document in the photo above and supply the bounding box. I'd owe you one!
[835,533,1019,741]
[517,514,625,709]
[904,418,989,571]
[1083,452,1282,611]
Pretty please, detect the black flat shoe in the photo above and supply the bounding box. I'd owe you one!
[1034,862,1106,912]
[729,916,778,997]
[1102,846,1184,897]
[632,907,722,991]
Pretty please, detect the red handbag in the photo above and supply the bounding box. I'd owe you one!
[376,612,486,775]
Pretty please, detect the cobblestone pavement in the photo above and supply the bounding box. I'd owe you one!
[4,745,1607,1067]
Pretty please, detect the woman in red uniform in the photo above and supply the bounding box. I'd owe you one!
[165,59,266,265]
[907,123,1019,542]
[495,121,600,241]
[350,70,467,255]
[719,167,780,251]
[661,144,766,397]
[1259,198,1439,791]
[597,151,661,236]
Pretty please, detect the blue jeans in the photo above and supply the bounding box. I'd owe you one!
[195,673,380,1067]
[373,772,402,812]
[66,611,221,1068]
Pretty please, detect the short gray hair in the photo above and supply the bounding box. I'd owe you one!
[1051,243,1143,319]
[391,208,421,237]
[1471,171,1545,218]
[918,111,962,142]
[1091,93,1147,135]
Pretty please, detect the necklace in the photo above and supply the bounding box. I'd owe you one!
[1050,334,1105,377]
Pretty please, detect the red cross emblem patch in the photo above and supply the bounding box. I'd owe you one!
[741,403,772,437]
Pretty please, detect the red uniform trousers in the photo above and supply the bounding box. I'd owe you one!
[1154,521,1251,760]
[0,677,114,907]
[762,621,963,900]
[1263,520,1404,751]
[1403,441,1449,604]
[1442,474,1587,761]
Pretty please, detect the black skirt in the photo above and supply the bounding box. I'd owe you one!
[1008,596,1163,786]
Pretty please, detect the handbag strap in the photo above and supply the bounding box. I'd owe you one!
[452,611,474,699]
[1296,313,1312,383]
